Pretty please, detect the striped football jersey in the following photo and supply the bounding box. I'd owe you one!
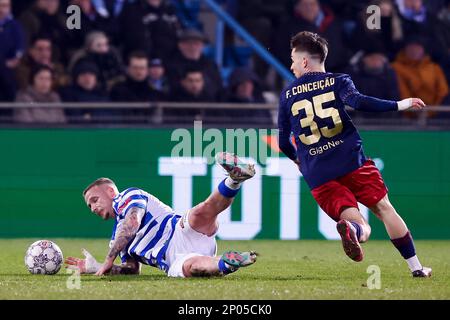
[110,188,181,271]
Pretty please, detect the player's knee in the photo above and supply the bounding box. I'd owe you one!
[370,197,395,221]
[187,259,212,277]
[182,257,202,277]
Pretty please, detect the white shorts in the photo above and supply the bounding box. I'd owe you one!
[165,211,217,278]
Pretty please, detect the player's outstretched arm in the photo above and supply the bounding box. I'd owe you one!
[65,249,140,275]
[65,249,102,274]
[339,75,426,112]
[96,207,145,276]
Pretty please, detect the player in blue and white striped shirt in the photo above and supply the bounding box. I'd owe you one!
[65,152,257,278]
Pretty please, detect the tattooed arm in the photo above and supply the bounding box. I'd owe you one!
[110,258,141,275]
[65,249,141,275]
[95,207,145,276]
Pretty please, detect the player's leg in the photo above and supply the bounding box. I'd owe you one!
[370,195,407,237]
[349,160,431,277]
[335,207,371,262]
[369,194,432,277]
[187,152,255,236]
[311,180,367,262]
[339,207,371,243]
[181,251,257,277]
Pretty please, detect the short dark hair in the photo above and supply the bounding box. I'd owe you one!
[290,31,328,63]
[30,64,53,84]
[30,34,52,47]
[181,66,203,80]
[127,51,149,66]
[83,177,117,196]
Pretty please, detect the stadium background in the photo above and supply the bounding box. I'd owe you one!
[1,129,449,239]
[1,0,449,240]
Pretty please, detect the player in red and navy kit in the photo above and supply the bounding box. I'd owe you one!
[278,31,431,277]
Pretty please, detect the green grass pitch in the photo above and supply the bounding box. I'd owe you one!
[1,239,449,299]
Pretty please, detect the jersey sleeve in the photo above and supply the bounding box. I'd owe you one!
[277,91,297,161]
[115,188,147,220]
[119,251,133,264]
[145,193,174,216]
[337,74,398,112]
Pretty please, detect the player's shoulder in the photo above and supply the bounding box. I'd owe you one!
[114,188,149,215]
[280,82,294,100]
[119,187,144,198]
[332,73,353,83]
[114,187,148,205]
[279,76,306,102]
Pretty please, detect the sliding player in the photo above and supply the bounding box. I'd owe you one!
[278,31,431,277]
[65,152,257,278]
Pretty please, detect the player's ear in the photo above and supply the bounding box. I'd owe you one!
[105,185,116,198]
[302,57,308,68]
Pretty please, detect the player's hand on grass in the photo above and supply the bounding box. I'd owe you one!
[95,258,114,276]
[397,98,426,111]
[65,248,102,274]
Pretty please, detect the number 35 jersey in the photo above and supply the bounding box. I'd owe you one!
[278,72,396,189]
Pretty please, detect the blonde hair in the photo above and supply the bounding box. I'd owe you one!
[83,177,117,196]
[85,31,108,50]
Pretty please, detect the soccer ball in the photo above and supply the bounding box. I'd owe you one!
[24,240,63,275]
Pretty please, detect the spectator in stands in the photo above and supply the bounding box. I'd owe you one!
[351,0,404,59]
[206,66,272,125]
[110,51,164,102]
[110,51,164,123]
[60,61,108,103]
[273,0,351,73]
[119,0,179,60]
[60,60,115,123]
[14,65,66,123]
[170,67,215,103]
[166,67,215,122]
[15,35,69,90]
[19,0,71,62]
[67,0,103,52]
[395,0,450,61]
[148,58,170,96]
[167,28,223,101]
[226,67,266,104]
[347,47,401,101]
[391,36,449,106]
[0,0,25,101]
[90,0,127,45]
[69,31,124,91]
[233,0,289,81]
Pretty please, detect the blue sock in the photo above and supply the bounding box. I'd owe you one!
[218,179,240,198]
[391,231,416,259]
[218,259,236,275]
[350,221,362,241]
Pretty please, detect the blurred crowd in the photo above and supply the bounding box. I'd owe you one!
[0,0,449,124]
